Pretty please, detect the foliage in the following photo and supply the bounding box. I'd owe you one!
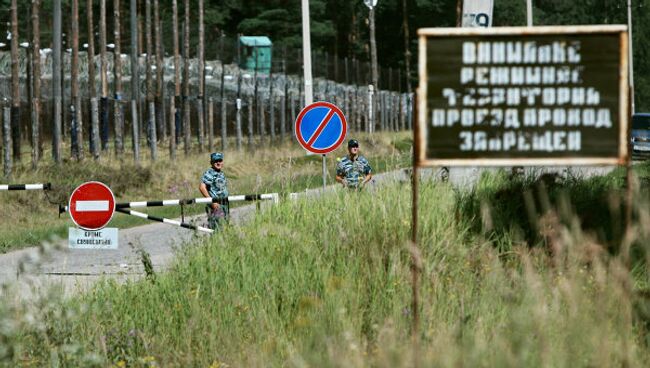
[0,0,647,107]
[3,174,650,366]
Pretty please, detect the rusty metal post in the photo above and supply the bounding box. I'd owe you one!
[410,90,420,366]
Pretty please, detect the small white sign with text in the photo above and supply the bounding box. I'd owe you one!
[68,227,119,249]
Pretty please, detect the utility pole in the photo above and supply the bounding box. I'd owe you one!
[301,0,326,189]
[366,0,379,134]
[627,0,635,114]
[527,0,533,27]
[301,0,313,106]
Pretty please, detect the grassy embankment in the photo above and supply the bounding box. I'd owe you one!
[2,161,650,366]
[0,132,411,252]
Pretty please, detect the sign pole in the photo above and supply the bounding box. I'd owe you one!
[627,0,634,114]
[411,90,420,360]
[625,2,634,263]
[301,0,313,106]
[301,0,324,187]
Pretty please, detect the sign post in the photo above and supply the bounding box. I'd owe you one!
[68,181,118,249]
[294,102,348,188]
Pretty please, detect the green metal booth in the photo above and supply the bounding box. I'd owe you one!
[239,36,273,74]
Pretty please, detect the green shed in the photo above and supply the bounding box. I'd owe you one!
[239,36,273,74]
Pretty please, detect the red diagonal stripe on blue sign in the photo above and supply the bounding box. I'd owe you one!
[306,108,336,147]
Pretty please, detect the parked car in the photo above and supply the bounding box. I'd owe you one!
[631,113,650,156]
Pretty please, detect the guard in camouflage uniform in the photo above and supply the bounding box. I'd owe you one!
[199,152,230,230]
[336,139,373,190]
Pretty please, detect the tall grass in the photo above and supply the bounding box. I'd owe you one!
[3,170,650,366]
[0,132,411,252]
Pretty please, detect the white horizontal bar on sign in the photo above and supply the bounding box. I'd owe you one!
[76,200,110,212]
[229,195,246,201]
[0,185,7,190]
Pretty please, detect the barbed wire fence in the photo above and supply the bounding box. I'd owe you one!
[0,27,413,176]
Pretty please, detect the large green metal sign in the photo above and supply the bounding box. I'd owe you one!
[417,26,629,166]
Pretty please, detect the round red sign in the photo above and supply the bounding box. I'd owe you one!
[68,181,116,230]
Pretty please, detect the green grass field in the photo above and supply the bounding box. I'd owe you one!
[2,164,650,367]
[0,133,411,252]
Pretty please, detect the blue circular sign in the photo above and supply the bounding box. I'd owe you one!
[294,102,348,154]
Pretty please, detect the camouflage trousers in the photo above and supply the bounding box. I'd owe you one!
[206,203,229,231]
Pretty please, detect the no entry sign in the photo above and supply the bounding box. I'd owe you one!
[68,181,116,230]
[295,101,347,154]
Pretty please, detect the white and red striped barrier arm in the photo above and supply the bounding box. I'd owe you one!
[116,208,214,234]
[0,183,51,191]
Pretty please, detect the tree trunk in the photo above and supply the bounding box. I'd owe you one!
[219,35,227,150]
[114,0,124,155]
[10,0,20,163]
[281,52,287,142]
[236,72,242,150]
[248,96,254,150]
[100,0,109,151]
[154,0,165,140]
[253,43,260,145]
[403,0,412,94]
[145,0,156,160]
[31,0,41,169]
[183,0,191,155]
[86,0,97,158]
[3,107,12,177]
[130,0,140,164]
[197,0,205,150]
[207,98,214,150]
[52,0,62,163]
[170,0,180,159]
[72,0,83,160]
[269,68,275,143]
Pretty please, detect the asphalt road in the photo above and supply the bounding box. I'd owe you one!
[0,165,620,300]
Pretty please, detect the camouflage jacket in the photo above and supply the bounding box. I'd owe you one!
[201,168,229,199]
[336,155,372,188]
